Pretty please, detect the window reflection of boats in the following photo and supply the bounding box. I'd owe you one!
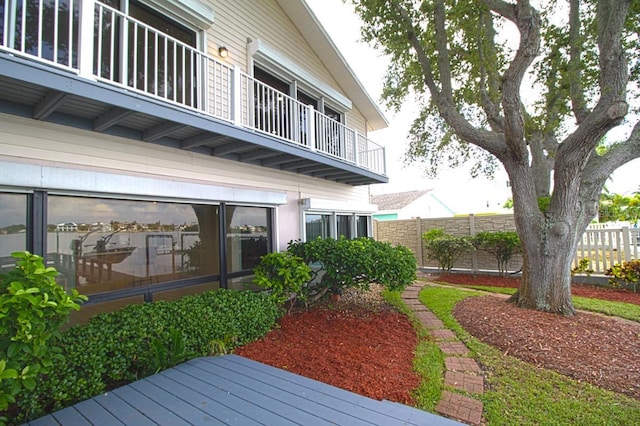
[72,230,136,264]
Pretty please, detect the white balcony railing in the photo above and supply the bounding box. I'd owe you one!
[0,0,386,176]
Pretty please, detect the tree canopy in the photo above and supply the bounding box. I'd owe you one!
[350,0,639,315]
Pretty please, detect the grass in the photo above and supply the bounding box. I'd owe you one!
[416,285,640,425]
[383,290,444,411]
[437,283,640,323]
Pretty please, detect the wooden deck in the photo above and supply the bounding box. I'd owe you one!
[26,355,464,425]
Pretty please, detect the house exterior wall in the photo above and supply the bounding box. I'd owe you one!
[0,114,369,250]
[205,0,371,134]
[0,0,380,321]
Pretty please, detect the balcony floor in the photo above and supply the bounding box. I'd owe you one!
[25,355,462,426]
[0,53,387,186]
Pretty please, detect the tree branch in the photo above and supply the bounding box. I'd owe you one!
[392,1,505,157]
[433,0,453,99]
[568,0,590,124]
[500,1,541,163]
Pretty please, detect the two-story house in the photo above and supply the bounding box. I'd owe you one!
[0,0,388,321]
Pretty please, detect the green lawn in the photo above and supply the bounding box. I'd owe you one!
[439,283,640,322]
[385,286,640,426]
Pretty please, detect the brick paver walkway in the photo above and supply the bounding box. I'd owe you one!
[402,282,485,425]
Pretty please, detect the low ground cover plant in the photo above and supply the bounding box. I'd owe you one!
[606,259,640,293]
[8,287,280,424]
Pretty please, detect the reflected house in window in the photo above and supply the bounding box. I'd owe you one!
[0,0,388,323]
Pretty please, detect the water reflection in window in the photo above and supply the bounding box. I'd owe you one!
[47,196,220,294]
[226,206,271,272]
[0,193,27,272]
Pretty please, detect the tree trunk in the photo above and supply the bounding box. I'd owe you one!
[513,233,577,316]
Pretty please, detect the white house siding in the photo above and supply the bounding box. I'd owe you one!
[0,114,369,250]
[204,0,371,134]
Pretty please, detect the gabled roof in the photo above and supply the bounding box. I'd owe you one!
[276,0,388,132]
[371,190,432,211]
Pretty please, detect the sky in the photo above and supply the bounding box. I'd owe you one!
[306,0,639,214]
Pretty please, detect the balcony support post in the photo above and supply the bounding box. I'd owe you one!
[78,0,96,79]
[307,105,316,151]
[231,65,242,125]
[353,130,360,166]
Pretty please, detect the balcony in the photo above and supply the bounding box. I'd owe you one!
[0,0,387,185]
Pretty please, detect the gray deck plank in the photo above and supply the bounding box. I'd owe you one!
[71,398,125,426]
[215,355,463,425]
[91,393,157,426]
[198,356,416,426]
[110,385,190,426]
[26,355,464,426]
[162,365,306,426]
[145,374,262,426]
[48,406,92,426]
[129,379,225,425]
[187,358,376,426]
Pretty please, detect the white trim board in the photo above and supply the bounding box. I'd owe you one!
[0,160,287,205]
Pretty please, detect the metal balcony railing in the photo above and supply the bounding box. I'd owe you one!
[0,0,386,176]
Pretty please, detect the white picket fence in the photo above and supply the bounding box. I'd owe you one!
[574,226,640,274]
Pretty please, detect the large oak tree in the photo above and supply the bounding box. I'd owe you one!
[351,0,640,315]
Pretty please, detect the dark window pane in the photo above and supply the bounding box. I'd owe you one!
[357,216,369,238]
[0,193,28,272]
[47,196,220,295]
[305,213,331,240]
[337,215,351,239]
[226,206,271,272]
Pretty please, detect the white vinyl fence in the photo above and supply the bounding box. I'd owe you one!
[574,226,640,274]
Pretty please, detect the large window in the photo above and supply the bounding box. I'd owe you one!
[253,66,346,151]
[0,0,80,68]
[0,193,27,272]
[305,213,331,240]
[47,195,220,295]
[97,0,198,106]
[304,211,372,241]
[226,206,271,273]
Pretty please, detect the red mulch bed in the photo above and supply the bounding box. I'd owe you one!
[235,303,420,405]
[235,277,640,404]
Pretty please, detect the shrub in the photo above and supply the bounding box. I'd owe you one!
[288,237,416,294]
[606,260,640,293]
[0,252,86,418]
[422,229,473,273]
[253,251,312,309]
[12,289,281,423]
[472,231,522,276]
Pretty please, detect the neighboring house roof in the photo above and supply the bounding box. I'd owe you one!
[277,0,389,132]
[371,190,432,211]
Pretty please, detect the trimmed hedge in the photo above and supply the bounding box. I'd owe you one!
[12,289,281,423]
[287,237,417,293]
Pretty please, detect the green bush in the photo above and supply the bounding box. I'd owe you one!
[0,252,86,418]
[12,289,281,423]
[606,260,640,293]
[253,251,312,309]
[287,237,416,294]
[422,229,473,273]
[472,231,522,276]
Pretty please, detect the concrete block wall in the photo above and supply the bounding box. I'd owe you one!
[374,214,523,273]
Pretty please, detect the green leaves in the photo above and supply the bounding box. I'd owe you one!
[0,251,87,413]
[422,229,473,272]
[10,289,281,423]
[472,231,522,277]
[253,252,312,308]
